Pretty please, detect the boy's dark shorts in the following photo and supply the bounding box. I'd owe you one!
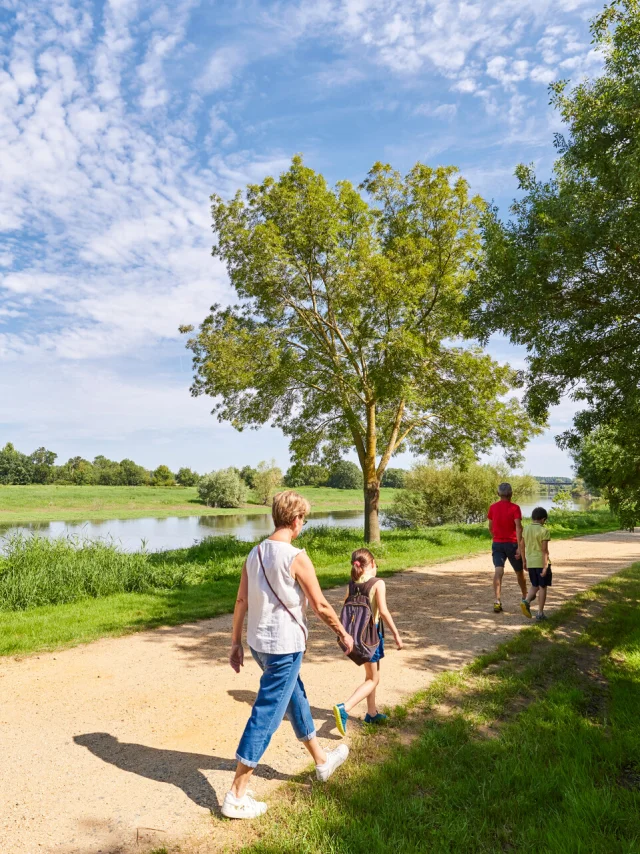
[528,566,552,588]
[492,541,523,572]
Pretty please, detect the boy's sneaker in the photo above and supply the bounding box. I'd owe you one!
[316,744,349,782]
[221,790,267,819]
[535,612,548,622]
[364,712,388,724]
[520,598,532,619]
[493,602,503,613]
[333,703,348,736]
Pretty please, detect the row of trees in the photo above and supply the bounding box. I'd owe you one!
[0,443,200,487]
[0,442,405,494]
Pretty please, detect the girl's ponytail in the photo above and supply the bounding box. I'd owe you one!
[351,548,375,582]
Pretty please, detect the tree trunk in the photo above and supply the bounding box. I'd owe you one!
[364,480,381,543]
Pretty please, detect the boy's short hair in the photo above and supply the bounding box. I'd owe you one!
[497,482,513,497]
[531,506,549,522]
[271,490,311,528]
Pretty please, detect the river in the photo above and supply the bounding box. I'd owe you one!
[0,498,583,553]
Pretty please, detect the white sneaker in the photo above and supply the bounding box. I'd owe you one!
[221,789,268,819]
[315,743,349,782]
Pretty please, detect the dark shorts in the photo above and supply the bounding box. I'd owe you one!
[529,566,552,588]
[370,630,385,664]
[492,541,523,572]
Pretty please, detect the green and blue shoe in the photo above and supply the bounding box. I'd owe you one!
[333,703,348,736]
[364,712,388,725]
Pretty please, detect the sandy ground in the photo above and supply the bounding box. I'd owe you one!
[1,530,639,854]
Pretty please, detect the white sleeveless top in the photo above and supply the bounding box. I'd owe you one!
[246,539,308,654]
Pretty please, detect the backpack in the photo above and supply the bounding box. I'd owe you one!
[338,578,382,666]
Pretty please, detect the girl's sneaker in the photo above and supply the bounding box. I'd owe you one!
[520,599,532,618]
[333,703,348,736]
[221,790,267,819]
[316,744,349,782]
[364,712,388,724]
[535,612,548,622]
[493,601,503,613]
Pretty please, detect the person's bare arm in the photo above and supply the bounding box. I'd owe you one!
[375,580,403,649]
[541,539,550,575]
[230,563,248,673]
[519,536,527,570]
[515,518,523,557]
[488,519,493,538]
[292,552,354,654]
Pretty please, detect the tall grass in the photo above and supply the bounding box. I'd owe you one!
[0,535,189,610]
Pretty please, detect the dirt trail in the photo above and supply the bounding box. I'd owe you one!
[1,531,639,854]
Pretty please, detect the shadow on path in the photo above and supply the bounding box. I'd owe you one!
[73,733,289,814]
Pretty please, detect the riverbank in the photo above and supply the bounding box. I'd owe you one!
[0,511,619,657]
[0,485,398,525]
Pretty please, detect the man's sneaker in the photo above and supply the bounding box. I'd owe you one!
[520,599,532,619]
[316,744,349,782]
[333,703,348,736]
[535,612,548,622]
[364,712,388,724]
[221,790,267,819]
[493,602,503,613]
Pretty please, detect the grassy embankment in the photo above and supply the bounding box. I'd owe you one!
[0,511,619,657]
[0,485,397,525]
[237,562,640,854]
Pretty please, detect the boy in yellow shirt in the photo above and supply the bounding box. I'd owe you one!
[520,507,551,622]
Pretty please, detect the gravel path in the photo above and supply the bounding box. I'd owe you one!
[1,530,638,854]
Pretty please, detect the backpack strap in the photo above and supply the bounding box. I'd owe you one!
[257,545,308,646]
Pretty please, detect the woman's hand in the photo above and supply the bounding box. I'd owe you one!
[230,642,244,673]
[340,633,354,655]
[394,635,404,650]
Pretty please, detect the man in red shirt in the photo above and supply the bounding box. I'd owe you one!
[487,482,527,613]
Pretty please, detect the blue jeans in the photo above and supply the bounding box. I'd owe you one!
[236,649,316,768]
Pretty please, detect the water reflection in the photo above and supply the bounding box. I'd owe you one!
[0,510,367,553]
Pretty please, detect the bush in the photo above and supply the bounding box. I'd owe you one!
[284,463,330,488]
[328,461,363,490]
[176,467,200,487]
[198,468,247,508]
[240,466,258,488]
[254,460,283,505]
[381,468,407,488]
[390,463,539,527]
[152,465,175,487]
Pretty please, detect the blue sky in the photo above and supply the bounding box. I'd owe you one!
[0,0,603,476]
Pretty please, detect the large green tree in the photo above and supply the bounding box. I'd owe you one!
[470,0,640,447]
[183,157,537,541]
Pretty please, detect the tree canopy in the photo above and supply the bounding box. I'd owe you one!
[470,0,640,447]
[183,157,537,541]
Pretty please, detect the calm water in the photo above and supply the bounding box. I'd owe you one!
[0,510,367,552]
[0,499,583,553]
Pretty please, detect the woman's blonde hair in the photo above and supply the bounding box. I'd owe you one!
[351,548,375,582]
[271,490,311,529]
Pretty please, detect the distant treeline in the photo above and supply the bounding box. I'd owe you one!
[0,443,408,490]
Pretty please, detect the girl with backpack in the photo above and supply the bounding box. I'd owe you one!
[333,548,403,735]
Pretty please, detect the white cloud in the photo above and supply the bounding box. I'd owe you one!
[197,46,246,93]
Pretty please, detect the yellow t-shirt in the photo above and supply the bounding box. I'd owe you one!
[523,523,550,568]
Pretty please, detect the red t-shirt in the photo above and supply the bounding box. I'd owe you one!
[487,500,522,543]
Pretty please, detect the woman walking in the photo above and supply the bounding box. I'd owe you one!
[222,490,354,820]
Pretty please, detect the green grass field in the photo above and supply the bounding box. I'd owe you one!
[0,511,619,657]
[238,562,640,854]
[0,484,398,524]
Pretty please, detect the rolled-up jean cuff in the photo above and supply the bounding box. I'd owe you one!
[299,729,316,743]
[236,752,259,769]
